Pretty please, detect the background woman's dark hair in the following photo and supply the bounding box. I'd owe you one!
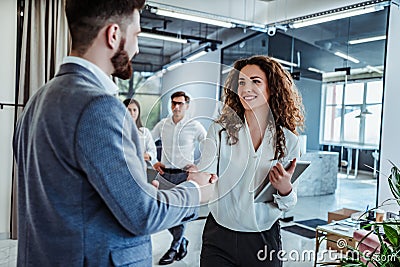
[123,98,143,129]
[65,0,145,55]
[217,55,305,160]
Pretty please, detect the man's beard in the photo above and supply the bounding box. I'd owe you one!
[111,38,133,80]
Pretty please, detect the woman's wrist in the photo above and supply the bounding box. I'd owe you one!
[277,185,292,196]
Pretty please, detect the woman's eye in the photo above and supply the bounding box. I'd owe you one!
[238,81,245,86]
[252,80,260,84]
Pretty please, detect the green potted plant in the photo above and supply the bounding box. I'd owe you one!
[324,161,400,266]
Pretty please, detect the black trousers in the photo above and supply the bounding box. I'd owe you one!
[161,171,188,251]
[201,214,282,267]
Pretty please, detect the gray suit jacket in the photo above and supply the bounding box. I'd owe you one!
[13,63,199,266]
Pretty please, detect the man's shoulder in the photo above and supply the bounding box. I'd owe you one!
[154,117,170,127]
[186,118,205,128]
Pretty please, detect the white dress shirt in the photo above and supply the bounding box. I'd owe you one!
[138,127,157,165]
[152,116,206,169]
[197,121,300,232]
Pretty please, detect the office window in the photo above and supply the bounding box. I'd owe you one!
[364,81,383,145]
[321,80,383,146]
[323,84,343,143]
[117,71,162,129]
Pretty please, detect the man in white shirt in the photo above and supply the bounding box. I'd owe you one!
[152,91,207,265]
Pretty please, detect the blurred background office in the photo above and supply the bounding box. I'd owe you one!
[1,0,399,266]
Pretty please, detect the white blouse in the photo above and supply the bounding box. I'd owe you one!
[138,127,157,165]
[198,121,300,232]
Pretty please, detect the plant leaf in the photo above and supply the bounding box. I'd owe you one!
[383,224,399,248]
[388,161,400,205]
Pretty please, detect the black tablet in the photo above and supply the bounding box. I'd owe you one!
[254,161,311,203]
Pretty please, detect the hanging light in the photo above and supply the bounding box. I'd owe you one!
[355,109,373,118]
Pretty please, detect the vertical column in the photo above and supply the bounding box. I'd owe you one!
[378,2,400,211]
[0,0,17,239]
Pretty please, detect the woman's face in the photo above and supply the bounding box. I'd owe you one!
[237,64,270,111]
[127,103,139,122]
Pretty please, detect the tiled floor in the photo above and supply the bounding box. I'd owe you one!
[0,171,376,267]
[0,239,17,267]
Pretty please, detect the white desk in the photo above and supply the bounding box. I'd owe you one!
[323,143,378,177]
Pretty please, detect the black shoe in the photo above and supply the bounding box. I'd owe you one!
[159,249,177,265]
[175,238,189,261]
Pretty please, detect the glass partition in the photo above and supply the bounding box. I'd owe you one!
[221,4,388,177]
[117,71,162,129]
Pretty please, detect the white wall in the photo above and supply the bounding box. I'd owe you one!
[378,3,400,213]
[0,0,17,238]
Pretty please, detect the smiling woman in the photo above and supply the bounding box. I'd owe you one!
[198,55,305,267]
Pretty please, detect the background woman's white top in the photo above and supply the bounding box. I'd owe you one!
[138,127,157,165]
[198,122,300,232]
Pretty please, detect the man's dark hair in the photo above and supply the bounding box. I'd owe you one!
[65,0,145,55]
[171,91,190,103]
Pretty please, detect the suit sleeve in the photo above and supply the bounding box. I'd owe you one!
[75,96,199,236]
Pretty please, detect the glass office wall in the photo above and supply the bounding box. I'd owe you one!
[117,72,162,129]
[221,4,388,171]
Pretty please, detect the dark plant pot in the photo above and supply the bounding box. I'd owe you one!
[359,219,372,230]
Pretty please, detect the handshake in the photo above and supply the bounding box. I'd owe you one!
[152,164,218,204]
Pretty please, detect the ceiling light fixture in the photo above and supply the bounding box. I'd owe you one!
[151,8,235,28]
[348,35,386,45]
[366,65,384,74]
[308,67,325,74]
[163,43,218,70]
[290,5,384,29]
[221,67,233,75]
[271,57,298,67]
[165,60,185,71]
[334,51,360,63]
[186,50,208,62]
[185,43,218,62]
[355,109,373,118]
[139,32,189,44]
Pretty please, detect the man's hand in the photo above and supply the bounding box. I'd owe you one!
[151,179,159,189]
[269,158,297,196]
[153,162,165,175]
[144,153,151,161]
[187,168,218,204]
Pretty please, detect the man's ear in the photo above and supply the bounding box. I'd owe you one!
[105,24,120,50]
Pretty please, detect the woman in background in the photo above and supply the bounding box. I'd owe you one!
[124,98,157,165]
[198,55,305,266]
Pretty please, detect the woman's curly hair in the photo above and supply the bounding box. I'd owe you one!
[217,55,305,160]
